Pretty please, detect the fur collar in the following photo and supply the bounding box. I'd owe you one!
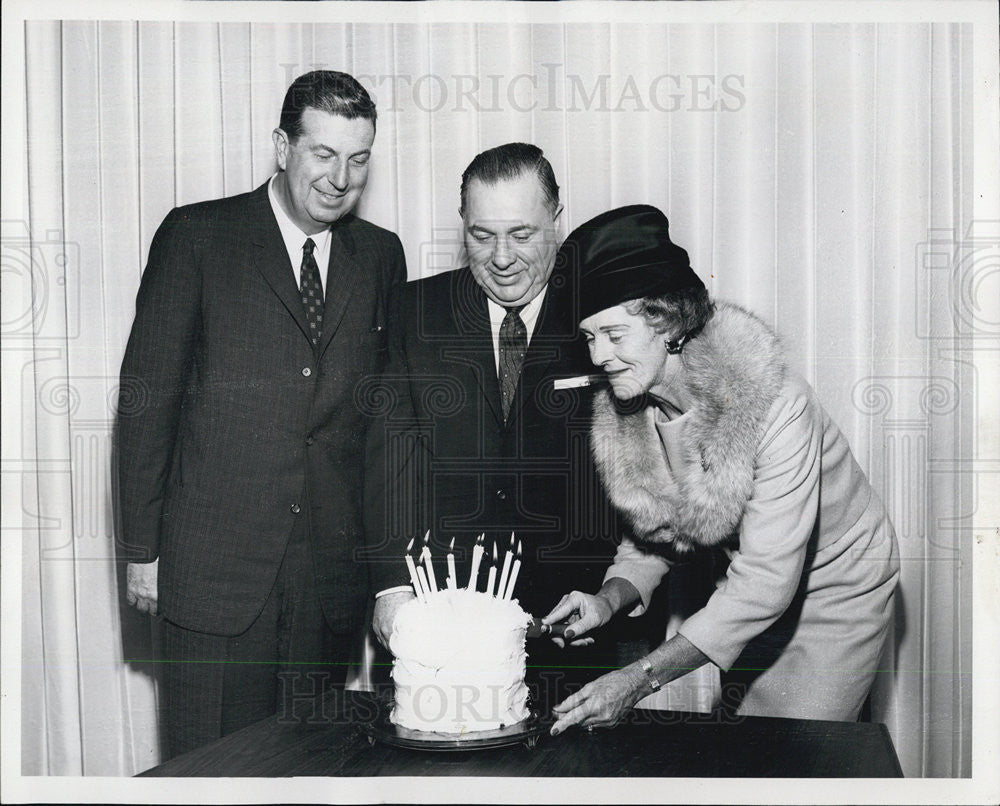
[591,302,786,554]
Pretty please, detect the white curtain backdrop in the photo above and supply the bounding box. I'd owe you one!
[6,20,982,777]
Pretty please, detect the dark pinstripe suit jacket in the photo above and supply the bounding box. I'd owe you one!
[118,182,406,636]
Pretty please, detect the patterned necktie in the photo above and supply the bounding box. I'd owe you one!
[498,305,527,422]
[300,237,324,347]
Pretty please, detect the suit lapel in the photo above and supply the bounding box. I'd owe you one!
[446,271,503,426]
[448,274,578,429]
[448,274,579,429]
[248,184,313,343]
[505,286,568,427]
[249,184,364,356]
[317,219,359,359]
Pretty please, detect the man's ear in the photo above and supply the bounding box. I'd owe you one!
[552,203,566,237]
[272,128,290,171]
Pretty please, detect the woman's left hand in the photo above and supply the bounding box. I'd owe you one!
[549,665,647,735]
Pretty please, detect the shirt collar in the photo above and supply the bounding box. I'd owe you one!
[268,174,332,260]
[486,286,547,334]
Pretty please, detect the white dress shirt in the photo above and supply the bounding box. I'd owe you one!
[268,174,332,294]
[485,287,547,373]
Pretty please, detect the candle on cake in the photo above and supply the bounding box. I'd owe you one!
[416,564,432,601]
[446,537,458,590]
[496,533,515,602]
[404,538,426,604]
[485,541,498,597]
[503,541,522,601]
[466,533,485,591]
[420,530,439,594]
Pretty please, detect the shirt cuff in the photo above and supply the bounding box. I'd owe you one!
[375,585,414,599]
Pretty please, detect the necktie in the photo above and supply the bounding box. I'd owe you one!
[498,305,527,422]
[300,237,324,347]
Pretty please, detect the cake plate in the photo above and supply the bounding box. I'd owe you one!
[361,696,549,751]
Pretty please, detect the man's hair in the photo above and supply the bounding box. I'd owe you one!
[279,70,377,140]
[624,287,715,341]
[460,143,560,216]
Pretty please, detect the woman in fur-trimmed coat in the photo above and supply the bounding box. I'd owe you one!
[544,205,900,735]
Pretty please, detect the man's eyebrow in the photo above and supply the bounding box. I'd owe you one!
[311,144,371,157]
[468,223,536,234]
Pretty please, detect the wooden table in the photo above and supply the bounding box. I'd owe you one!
[140,689,902,778]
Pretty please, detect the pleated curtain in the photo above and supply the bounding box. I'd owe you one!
[7,20,978,777]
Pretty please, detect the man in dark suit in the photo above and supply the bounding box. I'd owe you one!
[118,71,406,758]
[363,143,618,710]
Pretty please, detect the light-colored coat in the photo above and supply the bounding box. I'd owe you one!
[594,303,900,720]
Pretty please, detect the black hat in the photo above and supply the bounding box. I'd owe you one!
[559,205,704,322]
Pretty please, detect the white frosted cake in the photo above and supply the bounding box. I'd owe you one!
[388,588,531,733]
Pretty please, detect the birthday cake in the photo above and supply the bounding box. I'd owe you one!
[388,588,531,733]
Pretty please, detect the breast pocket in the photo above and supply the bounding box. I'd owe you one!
[361,323,387,350]
[335,325,386,387]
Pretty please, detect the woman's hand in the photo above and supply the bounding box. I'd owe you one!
[542,591,615,647]
[549,634,711,736]
[549,665,647,735]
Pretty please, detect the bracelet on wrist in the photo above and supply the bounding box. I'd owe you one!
[639,659,661,692]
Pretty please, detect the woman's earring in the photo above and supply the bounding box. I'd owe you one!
[665,335,687,355]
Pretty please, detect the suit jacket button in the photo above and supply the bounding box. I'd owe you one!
[496,489,506,500]
[301,367,312,377]
[305,435,315,446]
[290,503,301,514]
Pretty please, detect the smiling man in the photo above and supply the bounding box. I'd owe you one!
[118,71,406,759]
[364,143,619,713]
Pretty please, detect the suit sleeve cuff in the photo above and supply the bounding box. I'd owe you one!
[677,612,741,672]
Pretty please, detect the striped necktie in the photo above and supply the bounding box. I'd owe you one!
[498,305,527,422]
[300,237,324,347]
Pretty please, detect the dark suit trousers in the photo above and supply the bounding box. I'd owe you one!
[160,519,352,759]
